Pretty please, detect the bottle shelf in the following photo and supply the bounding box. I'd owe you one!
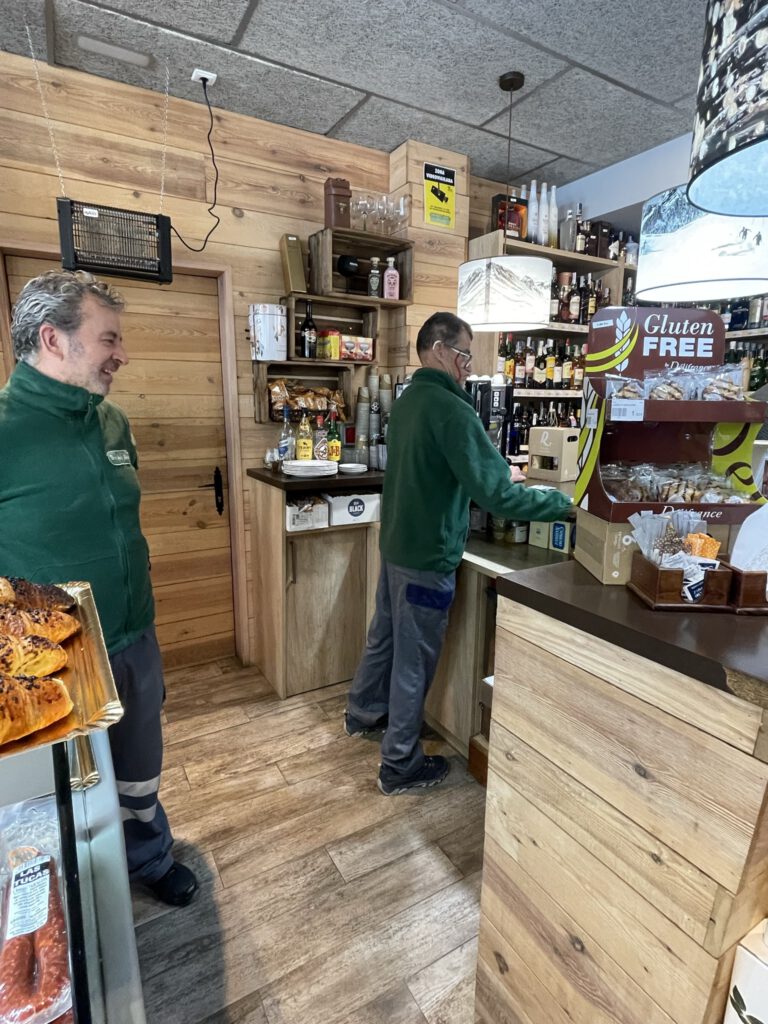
[727,328,768,339]
[513,389,584,399]
[283,291,402,312]
[502,236,625,275]
[527,322,590,335]
[606,398,767,424]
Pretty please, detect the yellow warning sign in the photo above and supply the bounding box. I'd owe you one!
[423,163,456,230]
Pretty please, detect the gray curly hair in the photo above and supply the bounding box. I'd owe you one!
[11,270,124,364]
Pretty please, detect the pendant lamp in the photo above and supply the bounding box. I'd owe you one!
[456,71,552,331]
[635,183,768,301]
[687,0,768,215]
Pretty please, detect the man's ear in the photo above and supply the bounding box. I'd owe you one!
[38,323,67,361]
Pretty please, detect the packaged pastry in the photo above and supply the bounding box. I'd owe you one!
[694,365,744,401]
[643,368,693,401]
[685,532,721,559]
[606,376,644,401]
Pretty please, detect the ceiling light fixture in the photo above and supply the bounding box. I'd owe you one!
[456,71,552,331]
[76,34,151,68]
[636,183,768,301]
[687,0,768,215]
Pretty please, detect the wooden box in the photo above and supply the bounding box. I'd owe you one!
[627,550,732,611]
[722,561,768,614]
[308,228,413,304]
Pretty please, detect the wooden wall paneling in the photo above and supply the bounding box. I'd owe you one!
[0,250,13,387]
[496,600,763,755]
[493,633,768,893]
[389,140,470,195]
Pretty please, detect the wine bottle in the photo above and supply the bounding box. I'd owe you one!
[528,180,539,247]
[299,301,317,359]
[548,184,558,247]
[538,183,549,247]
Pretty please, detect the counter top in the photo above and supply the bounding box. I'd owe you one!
[247,467,386,493]
[497,560,768,696]
[462,536,569,578]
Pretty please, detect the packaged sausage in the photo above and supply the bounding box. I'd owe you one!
[0,797,72,1024]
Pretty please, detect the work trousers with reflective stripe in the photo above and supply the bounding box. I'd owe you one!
[108,626,174,884]
[347,560,456,775]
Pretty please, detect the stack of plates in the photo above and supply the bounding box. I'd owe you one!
[282,460,339,478]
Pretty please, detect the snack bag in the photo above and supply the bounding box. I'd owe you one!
[605,376,644,401]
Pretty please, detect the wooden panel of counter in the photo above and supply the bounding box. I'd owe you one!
[476,566,768,1024]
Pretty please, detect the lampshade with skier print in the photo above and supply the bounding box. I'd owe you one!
[687,0,768,216]
[635,184,768,302]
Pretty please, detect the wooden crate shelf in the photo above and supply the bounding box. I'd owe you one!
[308,228,414,303]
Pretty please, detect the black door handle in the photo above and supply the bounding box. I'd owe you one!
[198,466,224,516]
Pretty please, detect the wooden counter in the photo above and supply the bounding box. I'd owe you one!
[476,561,768,1024]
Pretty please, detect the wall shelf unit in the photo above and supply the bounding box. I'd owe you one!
[308,228,414,304]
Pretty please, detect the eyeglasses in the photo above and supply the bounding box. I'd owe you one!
[438,342,473,368]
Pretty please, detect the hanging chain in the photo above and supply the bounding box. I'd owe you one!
[159,59,170,214]
[25,22,66,197]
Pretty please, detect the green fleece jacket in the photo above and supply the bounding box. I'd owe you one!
[0,362,154,655]
[380,368,572,572]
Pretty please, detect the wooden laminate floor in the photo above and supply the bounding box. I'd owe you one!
[131,657,486,1024]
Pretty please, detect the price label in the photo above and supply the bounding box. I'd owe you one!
[585,409,598,429]
[6,856,51,939]
[610,399,645,422]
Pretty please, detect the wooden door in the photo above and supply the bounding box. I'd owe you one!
[4,256,235,669]
[285,528,367,695]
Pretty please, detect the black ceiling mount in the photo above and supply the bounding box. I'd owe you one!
[499,71,525,94]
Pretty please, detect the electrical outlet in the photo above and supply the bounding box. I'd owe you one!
[191,68,217,86]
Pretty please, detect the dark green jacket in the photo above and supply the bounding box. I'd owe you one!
[0,362,154,654]
[380,368,572,572]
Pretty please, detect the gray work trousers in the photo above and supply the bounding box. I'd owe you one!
[347,560,456,775]
[108,626,174,884]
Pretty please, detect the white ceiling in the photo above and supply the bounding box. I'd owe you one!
[1,0,706,186]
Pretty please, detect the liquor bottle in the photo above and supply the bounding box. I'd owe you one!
[524,336,536,387]
[528,180,539,247]
[574,203,583,250]
[300,301,317,359]
[545,340,556,389]
[567,273,580,323]
[383,257,400,300]
[622,275,635,305]
[562,342,573,390]
[724,339,738,363]
[548,184,558,247]
[313,414,329,460]
[504,334,516,379]
[550,267,560,322]
[558,281,571,322]
[513,340,526,389]
[296,411,313,460]
[585,221,597,256]
[368,256,382,297]
[762,295,768,331]
[559,209,575,252]
[538,183,549,247]
[748,295,762,330]
[573,344,585,390]
[600,285,611,309]
[552,345,564,389]
[575,210,587,254]
[327,406,341,462]
[587,274,597,319]
[277,406,296,461]
[507,403,522,457]
[578,275,590,325]
[533,339,547,387]
[730,298,750,331]
[496,334,507,376]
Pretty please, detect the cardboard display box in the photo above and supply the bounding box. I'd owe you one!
[286,497,328,532]
[724,920,768,1024]
[574,507,637,584]
[322,492,381,526]
[527,427,580,483]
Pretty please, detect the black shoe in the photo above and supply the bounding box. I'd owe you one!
[378,755,450,796]
[344,710,388,737]
[146,862,198,907]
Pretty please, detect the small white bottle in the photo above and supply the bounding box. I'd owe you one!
[528,180,539,246]
[383,257,400,300]
[548,184,558,247]
[538,183,549,246]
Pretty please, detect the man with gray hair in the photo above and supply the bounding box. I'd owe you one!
[0,269,197,906]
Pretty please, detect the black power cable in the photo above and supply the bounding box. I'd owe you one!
[171,78,221,252]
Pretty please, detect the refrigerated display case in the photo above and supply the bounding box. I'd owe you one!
[0,733,146,1024]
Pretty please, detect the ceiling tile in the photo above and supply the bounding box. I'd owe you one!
[51,0,365,133]
[329,97,554,181]
[83,0,251,43]
[521,156,597,188]
[485,68,694,166]
[241,0,567,125]
[447,0,707,104]
[0,0,50,61]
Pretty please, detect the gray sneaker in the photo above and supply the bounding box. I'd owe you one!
[378,755,450,796]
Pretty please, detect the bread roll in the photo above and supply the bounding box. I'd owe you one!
[0,635,68,678]
[0,578,74,612]
[0,674,73,746]
[0,607,79,644]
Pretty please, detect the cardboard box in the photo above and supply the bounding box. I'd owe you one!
[249,303,287,361]
[528,521,550,548]
[340,335,375,361]
[527,427,580,482]
[724,920,768,1024]
[322,492,381,526]
[286,497,328,532]
[550,519,576,554]
[574,508,637,584]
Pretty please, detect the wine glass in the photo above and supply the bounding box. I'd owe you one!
[367,195,382,233]
[395,194,410,232]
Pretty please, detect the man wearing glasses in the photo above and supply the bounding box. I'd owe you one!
[345,311,572,795]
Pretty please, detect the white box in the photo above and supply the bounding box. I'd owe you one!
[249,303,287,361]
[527,427,580,482]
[724,920,768,1024]
[322,492,381,526]
[286,497,328,532]
[528,521,550,548]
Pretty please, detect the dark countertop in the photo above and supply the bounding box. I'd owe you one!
[463,536,569,578]
[247,467,386,493]
[497,561,768,695]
